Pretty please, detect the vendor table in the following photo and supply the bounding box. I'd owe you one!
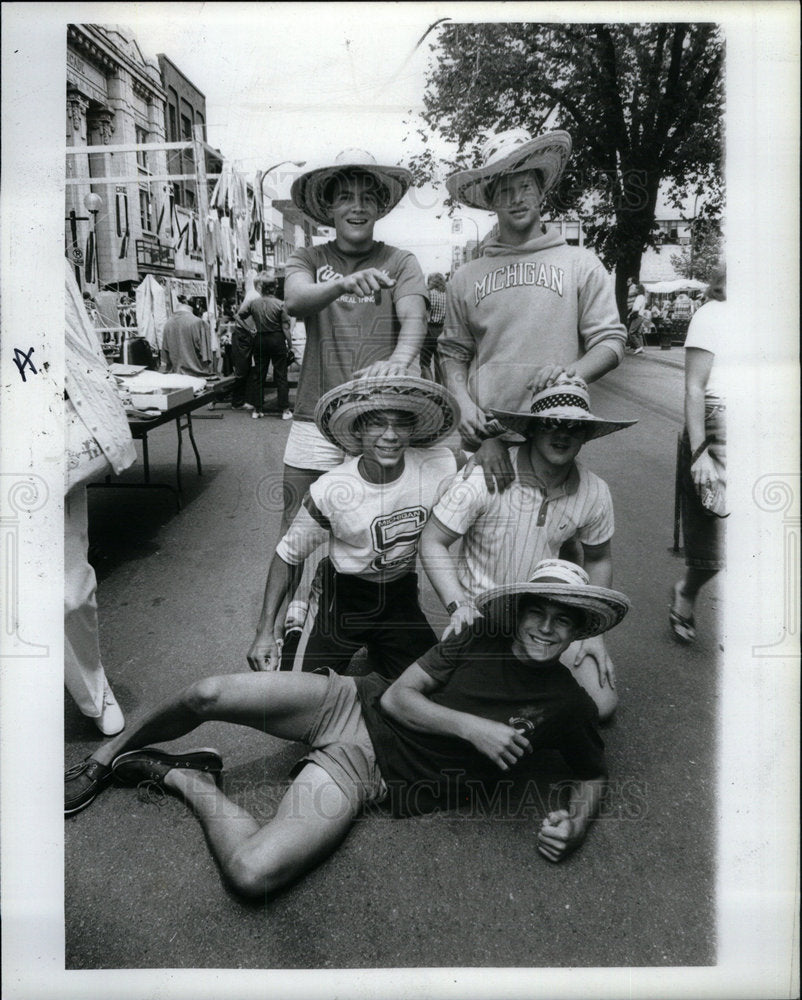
[90,377,235,509]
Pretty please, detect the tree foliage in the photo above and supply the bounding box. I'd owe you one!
[409,22,724,316]
[670,219,723,283]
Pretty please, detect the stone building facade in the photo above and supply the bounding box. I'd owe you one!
[66,24,170,295]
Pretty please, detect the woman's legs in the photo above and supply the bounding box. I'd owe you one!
[673,568,718,619]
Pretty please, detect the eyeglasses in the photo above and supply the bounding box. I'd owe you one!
[540,418,586,432]
[360,413,416,433]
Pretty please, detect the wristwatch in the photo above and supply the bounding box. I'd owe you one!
[447,600,474,615]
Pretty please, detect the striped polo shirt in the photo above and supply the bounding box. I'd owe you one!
[431,446,614,599]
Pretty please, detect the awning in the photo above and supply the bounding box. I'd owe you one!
[644,278,707,293]
[168,277,208,299]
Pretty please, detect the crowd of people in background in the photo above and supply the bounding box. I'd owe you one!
[65,127,726,902]
[625,280,703,355]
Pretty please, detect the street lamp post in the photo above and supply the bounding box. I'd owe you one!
[83,192,103,288]
[258,160,306,270]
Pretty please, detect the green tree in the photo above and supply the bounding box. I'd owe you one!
[408,22,724,319]
[670,219,723,283]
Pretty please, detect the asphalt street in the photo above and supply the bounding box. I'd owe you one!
[64,346,720,971]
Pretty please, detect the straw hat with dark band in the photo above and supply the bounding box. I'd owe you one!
[446,128,572,212]
[475,559,631,641]
[490,375,638,441]
[290,149,412,227]
[314,376,460,456]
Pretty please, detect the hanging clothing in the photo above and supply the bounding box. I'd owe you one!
[135,274,168,352]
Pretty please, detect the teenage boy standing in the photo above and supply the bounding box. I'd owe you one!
[281,149,428,527]
[440,129,626,485]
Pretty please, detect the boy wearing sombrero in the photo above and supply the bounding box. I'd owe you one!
[274,149,430,643]
[280,149,429,524]
[420,375,635,720]
[439,128,626,486]
[246,375,459,677]
[65,561,629,889]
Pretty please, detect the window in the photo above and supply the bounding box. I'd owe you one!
[139,188,153,232]
[135,125,149,172]
[168,89,179,139]
[181,113,194,178]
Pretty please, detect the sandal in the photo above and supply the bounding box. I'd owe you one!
[669,584,696,643]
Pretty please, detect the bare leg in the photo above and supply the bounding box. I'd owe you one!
[281,464,329,630]
[165,761,356,898]
[89,672,331,768]
[674,568,718,618]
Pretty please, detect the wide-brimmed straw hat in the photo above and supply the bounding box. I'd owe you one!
[290,149,412,227]
[475,559,630,641]
[314,376,460,456]
[490,375,637,441]
[446,128,572,211]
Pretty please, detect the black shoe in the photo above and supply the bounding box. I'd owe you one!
[112,747,223,788]
[65,757,113,816]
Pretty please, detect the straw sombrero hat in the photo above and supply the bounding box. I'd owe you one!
[475,560,631,641]
[446,128,572,211]
[490,375,637,441]
[314,376,460,456]
[290,149,412,227]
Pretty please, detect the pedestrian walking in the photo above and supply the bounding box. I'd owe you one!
[625,284,647,355]
[237,273,293,419]
[670,264,728,643]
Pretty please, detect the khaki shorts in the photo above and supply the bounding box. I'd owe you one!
[283,418,345,471]
[296,669,387,815]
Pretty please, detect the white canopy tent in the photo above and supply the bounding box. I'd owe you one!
[644,278,707,294]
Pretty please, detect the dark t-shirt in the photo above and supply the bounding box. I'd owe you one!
[240,295,288,350]
[354,627,607,817]
[284,241,427,421]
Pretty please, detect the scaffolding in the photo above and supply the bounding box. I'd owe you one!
[65,125,239,350]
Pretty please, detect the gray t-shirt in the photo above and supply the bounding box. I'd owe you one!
[284,241,427,421]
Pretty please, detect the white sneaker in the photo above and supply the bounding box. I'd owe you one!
[282,409,293,421]
[241,403,255,411]
[252,410,264,419]
[96,680,125,736]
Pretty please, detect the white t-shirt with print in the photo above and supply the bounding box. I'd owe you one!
[277,446,457,582]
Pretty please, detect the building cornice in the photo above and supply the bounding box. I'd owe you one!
[68,24,166,103]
